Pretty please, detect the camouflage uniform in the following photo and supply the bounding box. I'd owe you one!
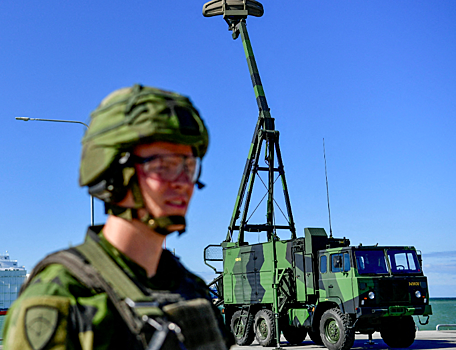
[4,84,233,349]
[3,227,232,349]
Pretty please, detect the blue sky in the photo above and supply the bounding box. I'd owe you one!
[1,1,455,297]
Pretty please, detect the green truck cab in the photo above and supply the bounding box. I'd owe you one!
[205,228,432,350]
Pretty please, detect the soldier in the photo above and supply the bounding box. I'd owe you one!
[3,84,233,350]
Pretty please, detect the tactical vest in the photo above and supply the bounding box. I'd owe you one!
[22,230,227,350]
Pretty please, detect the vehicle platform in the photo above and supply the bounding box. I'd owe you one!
[231,331,456,350]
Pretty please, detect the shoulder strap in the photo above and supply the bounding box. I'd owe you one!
[21,249,99,295]
[75,233,146,301]
[21,245,145,336]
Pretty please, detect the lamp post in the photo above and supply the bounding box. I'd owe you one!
[15,116,94,226]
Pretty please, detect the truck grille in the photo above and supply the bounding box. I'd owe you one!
[378,279,409,304]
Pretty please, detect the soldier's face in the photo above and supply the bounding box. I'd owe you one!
[134,141,195,221]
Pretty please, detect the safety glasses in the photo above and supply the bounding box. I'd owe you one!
[133,154,201,184]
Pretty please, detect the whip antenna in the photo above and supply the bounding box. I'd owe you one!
[323,138,333,238]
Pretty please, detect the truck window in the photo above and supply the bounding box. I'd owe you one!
[354,250,388,275]
[320,255,327,273]
[331,253,351,273]
[331,253,343,273]
[344,252,351,272]
[387,249,421,274]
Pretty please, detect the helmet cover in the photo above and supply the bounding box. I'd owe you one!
[79,84,209,191]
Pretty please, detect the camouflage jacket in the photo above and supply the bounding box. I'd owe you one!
[3,226,233,350]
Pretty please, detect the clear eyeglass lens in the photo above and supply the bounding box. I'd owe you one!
[141,155,200,183]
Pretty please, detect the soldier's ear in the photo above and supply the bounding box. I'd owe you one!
[113,189,136,208]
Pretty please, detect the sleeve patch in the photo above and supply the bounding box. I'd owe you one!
[5,296,70,350]
[25,306,59,350]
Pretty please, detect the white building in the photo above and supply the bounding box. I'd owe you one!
[0,253,26,310]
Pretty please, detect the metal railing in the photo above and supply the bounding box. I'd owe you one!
[436,324,456,331]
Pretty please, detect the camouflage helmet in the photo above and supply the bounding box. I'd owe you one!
[79,84,209,203]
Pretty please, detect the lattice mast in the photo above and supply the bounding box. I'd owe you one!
[204,1,296,245]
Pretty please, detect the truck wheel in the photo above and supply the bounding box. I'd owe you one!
[380,316,416,348]
[254,309,276,347]
[320,308,355,350]
[230,310,255,345]
[282,325,307,345]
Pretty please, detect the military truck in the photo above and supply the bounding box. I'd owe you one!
[205,228,432,349]
[202,1,432,349]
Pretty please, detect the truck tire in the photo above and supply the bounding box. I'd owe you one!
[230,310,255,345]
[282,325,307,345]
[380,316,416,348]
[320,308,355,350]
[254,309,276,347]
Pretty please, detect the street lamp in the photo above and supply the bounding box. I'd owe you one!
[15,116,94,226]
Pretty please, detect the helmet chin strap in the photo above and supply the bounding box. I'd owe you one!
[105,204,186,236]
[139,213,186,236]
[105,174,186,236]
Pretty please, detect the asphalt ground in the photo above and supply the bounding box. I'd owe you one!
[230,331,456,350]
[0,331,454,349]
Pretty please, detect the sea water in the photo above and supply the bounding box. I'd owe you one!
[0,298,454,344]
[414,297,456,330]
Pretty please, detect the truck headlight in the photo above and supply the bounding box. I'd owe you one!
[415,290,422,298]
[368,291,375,300]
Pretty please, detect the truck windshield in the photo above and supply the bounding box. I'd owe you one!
[355,249,422,275]
[355,250,389,275]
[387,249,421,275]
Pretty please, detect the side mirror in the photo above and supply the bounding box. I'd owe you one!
[202,0,264,18]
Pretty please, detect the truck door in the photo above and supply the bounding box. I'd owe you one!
[320,251,355,313]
